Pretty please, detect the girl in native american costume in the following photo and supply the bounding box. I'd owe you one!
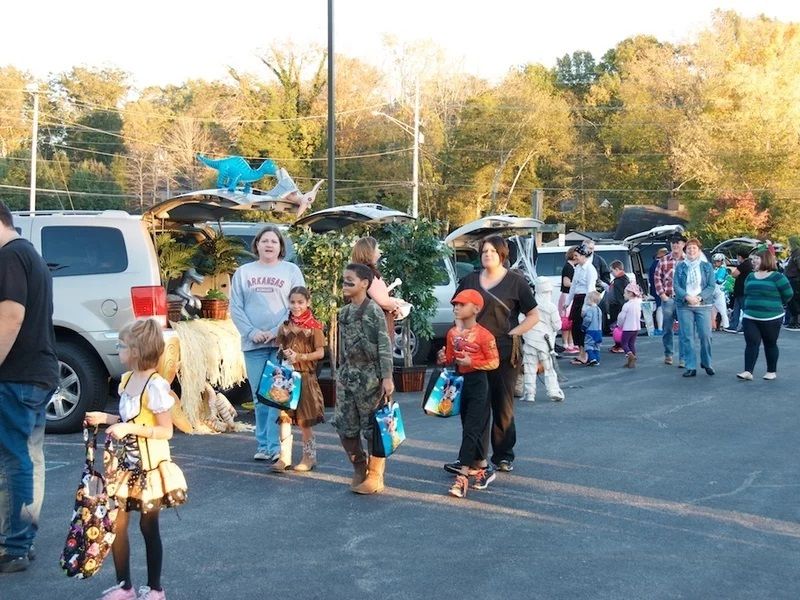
[272,286,326,472]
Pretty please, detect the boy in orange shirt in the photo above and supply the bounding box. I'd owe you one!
[437,289,500,498]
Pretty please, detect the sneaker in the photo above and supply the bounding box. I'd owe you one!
[472,466,497,490]
[653,329,664,336]
[664,356,673,365]
[678,361,685,369]
[444,460,464,474]
[0,554,29,573]
[587,359,599,366]
[96,583,137,600]
[763,372,777,380]
[448,475,469,498]
[137,586,166,600]
[253,450,270,461]
[549,392,565,402]
[520,395,536,403]
[269,452,281,464]
[495,460,514,472]
[736,371,754,381]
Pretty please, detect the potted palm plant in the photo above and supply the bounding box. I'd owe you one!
[379,219,450,392]
[194,229,249,320]
[154,233,197,324]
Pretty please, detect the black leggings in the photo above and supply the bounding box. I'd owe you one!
[112,509,163,591]
[485,359,520,465]
[743,317,782,373]
[570,294,587,347]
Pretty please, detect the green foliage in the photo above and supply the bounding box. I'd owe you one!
[154,233,196,285]
[194,230,248,284]
[289,226,359,328]
[204,288,228,300]
[378,219,450,367]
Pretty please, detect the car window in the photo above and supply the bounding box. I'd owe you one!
[41,226,128,277]
[432,257,450,286]
[595,249,632,272]
[533,253,565,277]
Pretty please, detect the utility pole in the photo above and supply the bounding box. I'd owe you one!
[411,80,420,218]
[28,86,39,212]
[326,0,335,208]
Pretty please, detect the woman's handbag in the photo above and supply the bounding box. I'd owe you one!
[612,326,623,344]
[371,396,406,458]
[256,360,302,410]
[423,369,463,417]
[561,315,573,331]
[59,427,119,579]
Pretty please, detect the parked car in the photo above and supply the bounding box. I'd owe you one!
[710,237,785,266]
[12,188,290,432]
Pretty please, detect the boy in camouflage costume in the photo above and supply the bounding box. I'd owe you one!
[332,263,395,494]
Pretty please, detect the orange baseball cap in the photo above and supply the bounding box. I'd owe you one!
[451,289,484,311]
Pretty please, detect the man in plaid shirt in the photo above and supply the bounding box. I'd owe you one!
[654,233,687,366]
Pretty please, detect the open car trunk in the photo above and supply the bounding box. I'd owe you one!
[444,215,543,284]
[291,203,415,233]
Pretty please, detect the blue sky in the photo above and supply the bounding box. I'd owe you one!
[4,0,800,88]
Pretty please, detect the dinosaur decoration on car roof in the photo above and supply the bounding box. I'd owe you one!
[196,154,323,216]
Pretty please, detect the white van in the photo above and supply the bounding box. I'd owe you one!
[13,189,293,432]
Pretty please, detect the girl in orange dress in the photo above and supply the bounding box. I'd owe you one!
[272,286,326,472]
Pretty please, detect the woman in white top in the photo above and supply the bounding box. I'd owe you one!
[566,245,598,365]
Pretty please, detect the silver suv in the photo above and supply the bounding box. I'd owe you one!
[13,189,289,432]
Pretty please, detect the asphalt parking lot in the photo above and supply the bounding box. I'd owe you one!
[4,331,800,600]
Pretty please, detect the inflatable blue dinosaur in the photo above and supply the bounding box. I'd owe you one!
[196,153,325,217]
[196,154,278,193]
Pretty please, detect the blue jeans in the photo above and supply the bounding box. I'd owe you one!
[243,348,280,455]
[677,305,713,370]
[661,299,683,360]
[0,382,53,558]
[729,297,744,331]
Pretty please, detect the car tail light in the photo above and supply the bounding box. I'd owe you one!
[130,286,167,327]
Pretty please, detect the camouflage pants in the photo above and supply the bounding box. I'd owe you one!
[331,366,382,440]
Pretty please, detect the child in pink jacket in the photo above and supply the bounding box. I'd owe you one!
[617,283,643,368]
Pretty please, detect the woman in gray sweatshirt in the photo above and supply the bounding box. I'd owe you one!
[230,225,305,464]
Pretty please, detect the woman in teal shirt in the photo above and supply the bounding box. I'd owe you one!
[737,250,794,381]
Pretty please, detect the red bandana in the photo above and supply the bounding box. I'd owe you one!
[290,309,323,330]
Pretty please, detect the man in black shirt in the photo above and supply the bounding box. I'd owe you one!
[0,202,59,573]
[725,249,753,333]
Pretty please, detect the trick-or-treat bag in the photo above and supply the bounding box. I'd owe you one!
[371,397,406,458]
[256,360,302,410]
[423,369,463,417]
[59,427,119,579]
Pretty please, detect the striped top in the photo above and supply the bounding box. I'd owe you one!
[742,271,794,320]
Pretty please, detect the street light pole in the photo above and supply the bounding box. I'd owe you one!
[372,82,422,217]
[411,81,420,218]
[28,86,39,212]
[327,0,335,208]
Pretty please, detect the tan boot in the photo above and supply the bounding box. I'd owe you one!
[353,456,386,495]
[271,424,293,472]
[294,438,317,472]
[340,436,368,490]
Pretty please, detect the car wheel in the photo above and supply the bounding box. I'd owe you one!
[392,326,432,366]
[46,341,108,434]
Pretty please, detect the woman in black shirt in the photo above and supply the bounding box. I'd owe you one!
[450,235,539,474]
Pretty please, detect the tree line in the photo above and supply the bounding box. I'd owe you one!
[1,10,799,244]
